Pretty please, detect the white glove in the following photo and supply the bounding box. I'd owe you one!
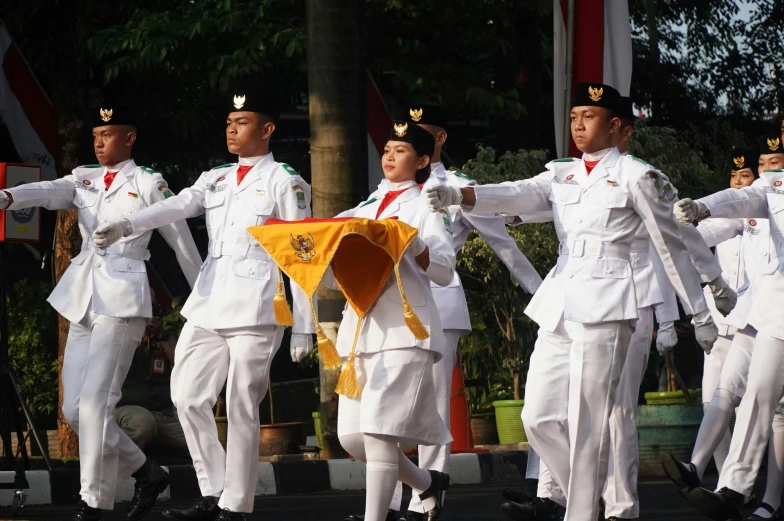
[708,276,737,316]
[692,309,718,354]
[93,219,132,249]
[290,333,313,363]
[425,183,462,212]
[0,191,9,209]
[656,321,678,355]
[674,198,710,224]
[409,236,428,256]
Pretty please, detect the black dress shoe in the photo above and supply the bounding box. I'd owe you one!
[747,502,780,520]
[73,500,102,521]
[404,513,425,521]
[215,509,245,521]
[417,470,450,521]
[661,452,701,491]
[689,487,745,521]
[501,497,561,521]
[163,496,220,521]
[502,479,539,504]
[127,459,171,520]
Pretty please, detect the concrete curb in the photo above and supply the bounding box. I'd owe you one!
[0,451,529,506]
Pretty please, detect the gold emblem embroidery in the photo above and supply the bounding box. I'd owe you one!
[290,233,316,261]
[733,156,745,169]
[588,86,603,102]
[233,95,246,110]
[768,137,781,151]
[409,108,423,122]
[99,108,113,123]
[393,122,408,137]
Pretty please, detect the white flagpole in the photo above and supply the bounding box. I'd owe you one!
[562,0,575,158]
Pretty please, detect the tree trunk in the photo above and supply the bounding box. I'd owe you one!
[643,0,661,122]
[54,112,85,458]
[306,0,367,459]
[513,371,521,401]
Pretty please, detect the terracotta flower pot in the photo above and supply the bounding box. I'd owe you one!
[259,422,307,456]
[470,413,499,446]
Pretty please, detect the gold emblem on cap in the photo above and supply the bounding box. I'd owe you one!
[733,156,745,169]
[588,86,604,102]
[768,137,781,152]
[393,122,408,137]
[410,108,423,122]
[233,95,246,110]
[99,108,113,123]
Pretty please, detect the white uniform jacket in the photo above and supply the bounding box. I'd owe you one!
[4,159,201,323]
[333,183,455,361]
[698,172,784,339]
[123,154,315,333]
[342,163,542,333]
[468,148,708,333]
[697,214,772,333]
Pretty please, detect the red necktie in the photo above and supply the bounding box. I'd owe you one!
[236,165,253,186]
[104,171,118,190]
[584,159,600,175]
[376,187,413,219]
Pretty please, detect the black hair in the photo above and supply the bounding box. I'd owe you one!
[415,164,431,185]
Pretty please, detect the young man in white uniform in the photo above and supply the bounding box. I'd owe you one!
[94,90,315,521]
[674,135,784,521]
[343,106,543,521]
[0,105,202,521]
[425,83,717,521]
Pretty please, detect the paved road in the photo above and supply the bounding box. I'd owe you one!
[0,477,763,521]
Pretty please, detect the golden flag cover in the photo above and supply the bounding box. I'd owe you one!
[247,217,430,398]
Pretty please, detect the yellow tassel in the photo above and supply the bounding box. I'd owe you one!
[336,356,362,399]
[317,327,342,370]
[394,264,430,340]
[403,300,430,340]
[273,269,294,326]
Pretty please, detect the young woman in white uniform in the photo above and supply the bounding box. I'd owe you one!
[334,122,455,521]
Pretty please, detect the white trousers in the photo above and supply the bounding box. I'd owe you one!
[602,307,654,519]
[523,318,632,521]
[407,330,460,514]
[717,332,784,496]
[62,313,148,509]
[702,333,734,404]
[171,322,283,513]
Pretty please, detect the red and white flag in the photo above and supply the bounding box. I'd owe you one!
[365,71,392,194]
[0,24,57,179]
[553,0,633,157]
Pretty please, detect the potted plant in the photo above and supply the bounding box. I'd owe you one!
[457,147,559,446]
[259,378,307,456]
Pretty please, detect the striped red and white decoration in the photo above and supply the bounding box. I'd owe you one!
[553,0,633,157]
[0,24,57,180]
[365,71,392,194]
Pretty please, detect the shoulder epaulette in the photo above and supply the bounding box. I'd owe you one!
[210,163,234,171]
[79,164,101,168]
[449,169,473,181]
[280,163,299,176]
[359,197,378,208]
[631,156,653,167]
[763,169,784,173]
[552,158,576,163]
[139,166,159,174]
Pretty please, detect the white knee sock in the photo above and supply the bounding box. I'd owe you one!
[692,391,737,478]
[754,414,784,517]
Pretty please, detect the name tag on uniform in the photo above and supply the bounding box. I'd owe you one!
[206,183,227,193]
[745,219,761,235]
[766,186,784,196]
[552,176,578,186]
[74,181,99,194]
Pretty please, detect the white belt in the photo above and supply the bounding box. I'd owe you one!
[558,239,631,260]
[86,244,150,261]
[208,240,269,260]
[631,238,649,254]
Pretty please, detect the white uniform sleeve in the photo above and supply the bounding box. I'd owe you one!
[694,218,744,248]
[140,173,203,288]
[469,172,554,219]
[629,172,708,315]
[649,241,681,323]
[677,222,722,283]
[274,170,316,334]
[5,176,77,210]
[461,211,543,293]
[418,206,456,287]
[699,183,769,219]
[126,172,209,234]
